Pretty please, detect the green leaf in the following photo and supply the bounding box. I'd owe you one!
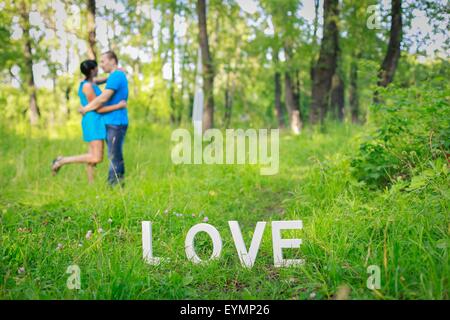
[436,239,448,249]
[183,274,194,286]
[407,176,427,191]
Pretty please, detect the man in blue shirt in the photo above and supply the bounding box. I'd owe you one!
[80,51,128,186]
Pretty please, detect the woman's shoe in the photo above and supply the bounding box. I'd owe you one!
[51,156,63,176]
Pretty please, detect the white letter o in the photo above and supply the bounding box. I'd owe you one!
[185,223,222,264]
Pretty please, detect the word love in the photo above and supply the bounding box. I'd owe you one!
[142,220,304,268]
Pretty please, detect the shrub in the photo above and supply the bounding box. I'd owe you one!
[351,81,449,188]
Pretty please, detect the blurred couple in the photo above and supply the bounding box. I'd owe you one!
[51,51,129,186]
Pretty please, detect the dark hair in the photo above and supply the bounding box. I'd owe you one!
[80,60,98,79]
[102,50,118,64]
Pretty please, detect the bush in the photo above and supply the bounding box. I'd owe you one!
[351,81,449,188]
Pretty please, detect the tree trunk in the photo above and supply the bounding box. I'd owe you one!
[330,71,345,121]
[50,76,57,126]
[285,72,302,135]
[197,0,214,131]
[310,0,339,125]
[349,53,359,123]
[274,71,285,128]
[25,41,40,126]
[188,91,194,120]
[180,39,189,124]
[224,70,233,128]
[312,0,320,45]
[169,2,176,124]
[87,0,97,60]
[64,41,71,119]
[374,0,402,103]
[273,49,285,128]
[20,1,40,125]
[294,70,301,108]
[330,16,344,122]
[309,0,320,90]
[284,44,302,134]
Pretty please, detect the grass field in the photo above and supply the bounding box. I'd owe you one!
[0,121,448,299]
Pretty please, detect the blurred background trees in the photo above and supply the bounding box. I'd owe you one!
[0,0,448,130]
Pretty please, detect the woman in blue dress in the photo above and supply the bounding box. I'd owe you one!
[51,60,126,183]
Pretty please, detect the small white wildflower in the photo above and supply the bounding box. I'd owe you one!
[56,243,63,251]
[98,228,104,233]
[164,209,169,214]
[85,230,93,239]
[203,216,209,223]
[309,292,316,299]
[18,267,25,274]
[107,218,113,224]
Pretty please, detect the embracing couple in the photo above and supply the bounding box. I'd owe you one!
[51,51,129,186]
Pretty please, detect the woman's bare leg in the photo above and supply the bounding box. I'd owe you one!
[86,143,95,183]
[86,141,103,183]
[53,140,104,176]
[87,164,95,183]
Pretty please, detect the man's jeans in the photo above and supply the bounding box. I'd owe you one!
[106,125,128,186]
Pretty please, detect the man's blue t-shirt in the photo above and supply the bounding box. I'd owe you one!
[102,69,129,125]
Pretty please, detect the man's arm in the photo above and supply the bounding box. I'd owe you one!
[94,77,108,85]
[80,89,115,114]
[97,100,127,113]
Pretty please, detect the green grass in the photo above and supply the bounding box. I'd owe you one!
[0,121,448,299]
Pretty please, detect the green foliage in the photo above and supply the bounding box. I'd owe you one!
[351,79,450,188]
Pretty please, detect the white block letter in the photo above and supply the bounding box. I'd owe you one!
[228,221,266,268]
[272,220,304,267]
[185,223,223,264]
[142,221,161,265]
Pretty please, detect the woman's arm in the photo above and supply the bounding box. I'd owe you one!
[96,101,127,113]
[81,83,125,114]
[80,83,113,115]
